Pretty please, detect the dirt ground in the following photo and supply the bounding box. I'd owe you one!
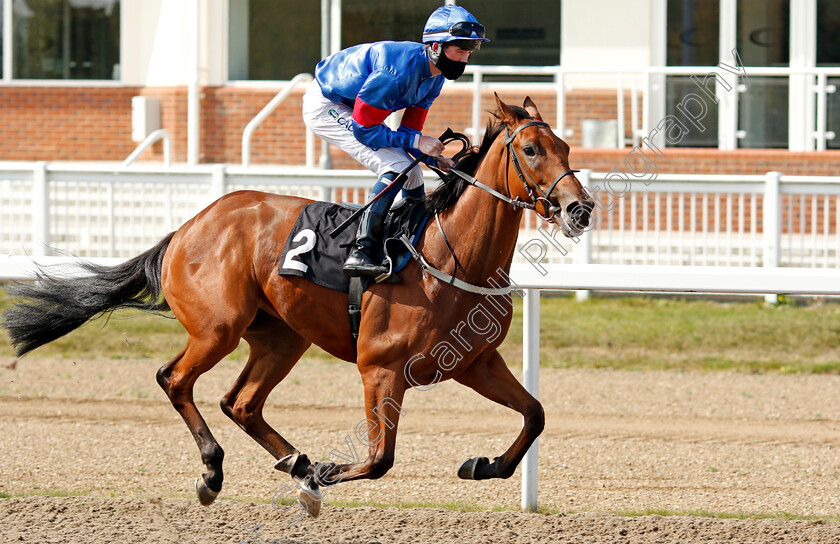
[2,355,840,543]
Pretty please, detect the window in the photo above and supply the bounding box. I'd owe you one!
[666,0,719,147]
[456,0,559,82]
[818,0,840,149]
[229,0,320,81]
[13,0,120,80]
[736,0,789,149]
[341,0,442,48]
[229,1,561,81]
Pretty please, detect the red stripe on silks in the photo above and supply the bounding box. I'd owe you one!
[401,106,429,132]
[352,97,391,127]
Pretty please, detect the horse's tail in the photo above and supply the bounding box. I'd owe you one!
[3,232,175,357]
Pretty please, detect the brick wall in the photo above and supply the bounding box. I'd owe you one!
[1,85,838,180]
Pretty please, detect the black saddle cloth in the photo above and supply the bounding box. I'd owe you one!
[277,197,431,293]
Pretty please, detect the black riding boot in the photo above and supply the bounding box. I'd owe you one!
[343,209,388,277]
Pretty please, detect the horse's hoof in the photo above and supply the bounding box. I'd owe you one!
[195,476,219,506]
[457,456,490,480]
[297,478,322,518]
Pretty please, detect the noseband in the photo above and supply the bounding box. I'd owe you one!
[504,121,579,221]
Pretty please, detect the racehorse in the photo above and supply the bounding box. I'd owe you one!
[3,95,593,516]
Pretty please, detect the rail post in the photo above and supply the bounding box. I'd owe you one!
[575,170,594,302]
[31,162,49,256]
[763,171,781,304]
[211,164,227,202]
[521,288,540,512]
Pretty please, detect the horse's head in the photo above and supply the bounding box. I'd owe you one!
[494,94,594,237]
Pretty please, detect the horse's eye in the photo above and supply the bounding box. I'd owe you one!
[522,146,536,157]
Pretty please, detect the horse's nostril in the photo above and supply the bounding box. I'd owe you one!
[566,201,592,229]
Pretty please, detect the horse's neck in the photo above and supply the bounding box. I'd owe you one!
[436,150,523,284]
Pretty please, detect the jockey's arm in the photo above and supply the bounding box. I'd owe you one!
[351,70,449,166]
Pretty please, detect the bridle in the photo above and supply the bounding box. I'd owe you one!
[504,121,579,221]
[446,121,579,223]
[394,122,581,295]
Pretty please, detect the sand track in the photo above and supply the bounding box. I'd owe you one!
[2,356,840,543]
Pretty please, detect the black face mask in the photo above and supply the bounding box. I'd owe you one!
[433,47,467,80]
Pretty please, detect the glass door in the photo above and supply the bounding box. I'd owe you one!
[736,0,789,149]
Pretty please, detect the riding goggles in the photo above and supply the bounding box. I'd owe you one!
[448,22,486,39]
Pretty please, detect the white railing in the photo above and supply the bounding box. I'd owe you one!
[2,162,840,271]
[512,262,840,511]
[123,129,173,167]
[459,65,840,151]
[241,73,316,168]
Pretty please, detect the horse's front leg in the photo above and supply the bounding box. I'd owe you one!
[299,363,406,503]
[454,348,545,480]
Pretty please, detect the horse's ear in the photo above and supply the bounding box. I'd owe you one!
[494,93,517,127]
[523,96,544,122]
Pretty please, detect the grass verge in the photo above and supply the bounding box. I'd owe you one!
[3,285,840,374]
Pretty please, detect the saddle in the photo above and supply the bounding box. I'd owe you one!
[278,197,431,344]
[278,197,430,292]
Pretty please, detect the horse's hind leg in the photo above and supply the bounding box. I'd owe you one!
[221,311,310,466]
[221,313,320,515]
[156,324,249,505]
[453,348,545,481]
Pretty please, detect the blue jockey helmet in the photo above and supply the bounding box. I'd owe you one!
[422,5,489,50]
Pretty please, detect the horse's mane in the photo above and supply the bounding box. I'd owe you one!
[425,105,533,215]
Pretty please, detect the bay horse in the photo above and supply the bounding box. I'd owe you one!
[3,95,593,516]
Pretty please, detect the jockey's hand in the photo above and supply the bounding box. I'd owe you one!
[417,135,445,157]
[434,156,455,172]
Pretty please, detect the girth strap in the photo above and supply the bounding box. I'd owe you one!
[348,276,363,344]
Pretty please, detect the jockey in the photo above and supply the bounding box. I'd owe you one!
[302,4,488,277]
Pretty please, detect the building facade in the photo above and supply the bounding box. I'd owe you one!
[0,0,839,175]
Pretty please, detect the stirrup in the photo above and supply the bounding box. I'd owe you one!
[343,249,387,277]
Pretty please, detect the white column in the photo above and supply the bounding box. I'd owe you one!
[187,0,201,165]
[788,0,817,151]
[318,0,333,169]
[521,289,540,512]
[3,0,12,81]
[647,0,667,150]
[330,0,341,55]
[718,0,738,150]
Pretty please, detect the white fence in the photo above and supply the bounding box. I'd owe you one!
[2,162,840,272]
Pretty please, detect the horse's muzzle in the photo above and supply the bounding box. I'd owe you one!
[552,200,594,237]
